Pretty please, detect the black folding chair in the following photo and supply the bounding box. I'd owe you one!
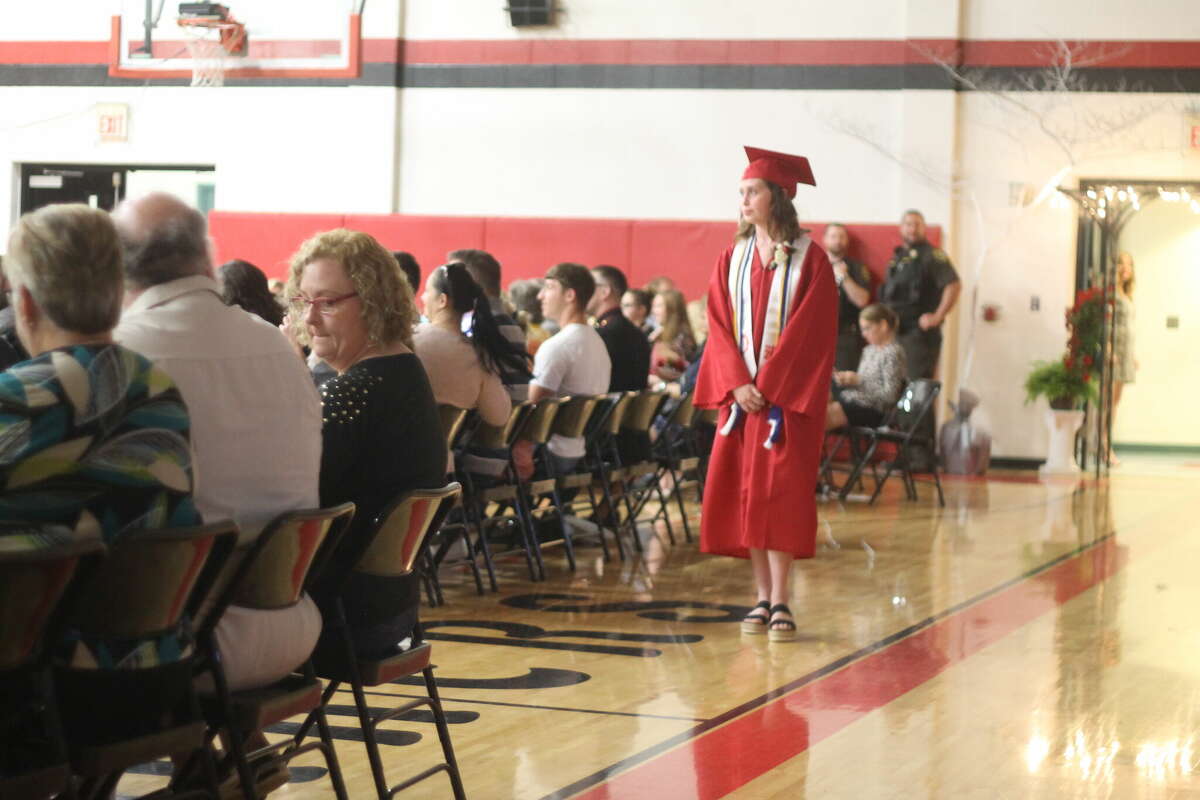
[839,379,946,506]
[426,406,484,604]
[294,484,466,800]
[458,401,537,585]
[578,391,638,561]
[618,390,674,544]
[510,397,565,580]
[651,392,703,542]
[0,527,104,800]
[193,503,356,800]
[56,522,238,800]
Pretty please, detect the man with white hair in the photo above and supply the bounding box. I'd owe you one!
[112,192,323,700]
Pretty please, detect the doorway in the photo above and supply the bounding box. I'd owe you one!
[18,163,216,215]
[1112,197,1200,451]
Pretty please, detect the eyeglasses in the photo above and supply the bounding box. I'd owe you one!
[289,291,359,316]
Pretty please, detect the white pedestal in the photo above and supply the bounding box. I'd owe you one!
[1039,409,1085,477]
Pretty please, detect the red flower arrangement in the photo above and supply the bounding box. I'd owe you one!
[1025,287,1106,410]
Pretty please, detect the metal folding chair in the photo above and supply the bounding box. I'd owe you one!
[0,527,104,800]
[295,484,466,800]
[193,503,356,800]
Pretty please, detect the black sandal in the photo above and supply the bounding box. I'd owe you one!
[767,603,798,642]
[740,600,771,634]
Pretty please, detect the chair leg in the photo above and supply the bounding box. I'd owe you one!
[304,663,350,800]
[516,487,547,581]
[551,486,578,572]
[470,502,500,592]
[597,475,627,561]
[422,667,467,800]
[839,437,878,502]
[670,466,694,542]
[932,465,946,507]
[868,456,898,505]
[584,484,612,562]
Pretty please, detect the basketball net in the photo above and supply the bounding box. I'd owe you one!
[184,32,228,87]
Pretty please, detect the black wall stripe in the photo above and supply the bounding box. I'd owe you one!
[3,63,1199,91]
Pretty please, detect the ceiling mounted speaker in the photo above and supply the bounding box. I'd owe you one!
[507,1,555,27]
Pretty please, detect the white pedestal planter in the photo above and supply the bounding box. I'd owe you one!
[1039,408,1085,477]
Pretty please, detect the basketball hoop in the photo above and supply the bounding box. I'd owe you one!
[178,15,247,87]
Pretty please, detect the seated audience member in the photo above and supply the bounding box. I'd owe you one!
[447,248,528,401]
[111,194,324,697]
[645,275,676,296]
[510,278,551,356]
[588,265,651,392]
[621,288,655,336]
[415,261,525,433]
[649,289,697,384]
[686,295,709,346]
[218,259,284,327]
[285,229,446,661]
[826,303,907,430]
[516,263,611,476]
[0,258,30,369]
[1,204,199,671]
[392,250,421,295]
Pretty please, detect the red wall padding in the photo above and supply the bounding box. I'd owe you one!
[209,211,938,302]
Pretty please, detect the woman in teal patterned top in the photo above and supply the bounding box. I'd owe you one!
[2,203,199,669]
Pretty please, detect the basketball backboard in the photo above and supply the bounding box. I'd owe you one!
[111,0,361,82]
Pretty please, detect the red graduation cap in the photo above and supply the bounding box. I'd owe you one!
[742,146,816,198]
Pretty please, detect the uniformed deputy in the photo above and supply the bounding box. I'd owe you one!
[823,222,873,371]
[879,209,961,380]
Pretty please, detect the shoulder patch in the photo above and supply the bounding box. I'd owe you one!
[932,248,948,262]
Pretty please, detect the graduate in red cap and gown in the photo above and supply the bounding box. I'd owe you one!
[694,146,837,642]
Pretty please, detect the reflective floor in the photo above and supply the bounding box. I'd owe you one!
[119,466,1200,799]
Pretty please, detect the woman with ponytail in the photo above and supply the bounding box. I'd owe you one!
[414,262,530,431]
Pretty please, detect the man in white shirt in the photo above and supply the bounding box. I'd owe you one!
[112,193,324,700]
[112,193,322,537]
[527,262,611,473]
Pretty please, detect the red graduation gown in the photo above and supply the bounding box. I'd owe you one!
[694,238,837,559]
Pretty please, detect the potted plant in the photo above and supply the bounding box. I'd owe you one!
[1024,358,1098,410]
[1025,288,1107,474]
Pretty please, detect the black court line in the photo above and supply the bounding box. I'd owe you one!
[539,523,1124,800]
[360,688,709,723]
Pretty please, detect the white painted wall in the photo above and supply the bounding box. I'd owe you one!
[963,0,1200,40]
[403,0,909,40]
[397,88,907,221]
[1112,200,1200,446]
[951,90,1200,457]
[0,86,398,228]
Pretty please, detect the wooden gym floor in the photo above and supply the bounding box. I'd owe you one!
[120,463,1200,799]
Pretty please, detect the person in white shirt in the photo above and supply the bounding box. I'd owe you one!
[524,262,611,474]
[111,193,323,700]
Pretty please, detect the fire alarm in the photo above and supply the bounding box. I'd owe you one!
[981,304,1001,322]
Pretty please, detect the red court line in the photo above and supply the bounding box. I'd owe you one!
[570,534,1125,800]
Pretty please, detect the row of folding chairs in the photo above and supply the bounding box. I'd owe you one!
[423,388,718,597]
[0,484,468,800]
[819,378,946,507]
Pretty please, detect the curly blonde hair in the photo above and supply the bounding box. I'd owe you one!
[285,229,417,349]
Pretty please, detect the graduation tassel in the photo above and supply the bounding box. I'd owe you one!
[762,406,784,450]
[719,403,743,436]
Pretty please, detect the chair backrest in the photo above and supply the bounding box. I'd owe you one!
[354,483,462,578]
[437,404,470,450]
[222,503,355,614]
[0,530,104,671]
[604,391,638,436]
[893,379,940,435]
[518,397,565,445]
[70,523,237,642]
[621,390,667,434]
[550,395,600,440]
[666,392,697,428]
[471,401,531,450]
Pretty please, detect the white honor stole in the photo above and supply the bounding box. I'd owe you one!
[720,231,810,449]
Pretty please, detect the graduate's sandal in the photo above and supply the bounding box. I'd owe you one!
[767,604,798,642]
[741,600,772,634]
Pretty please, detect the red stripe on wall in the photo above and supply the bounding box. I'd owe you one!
[572,535,1126,799]
[0,41,108,64]
[208,211,933,302]
[6,37,1200,69]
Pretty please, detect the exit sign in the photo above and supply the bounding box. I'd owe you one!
[96,103,128,143]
